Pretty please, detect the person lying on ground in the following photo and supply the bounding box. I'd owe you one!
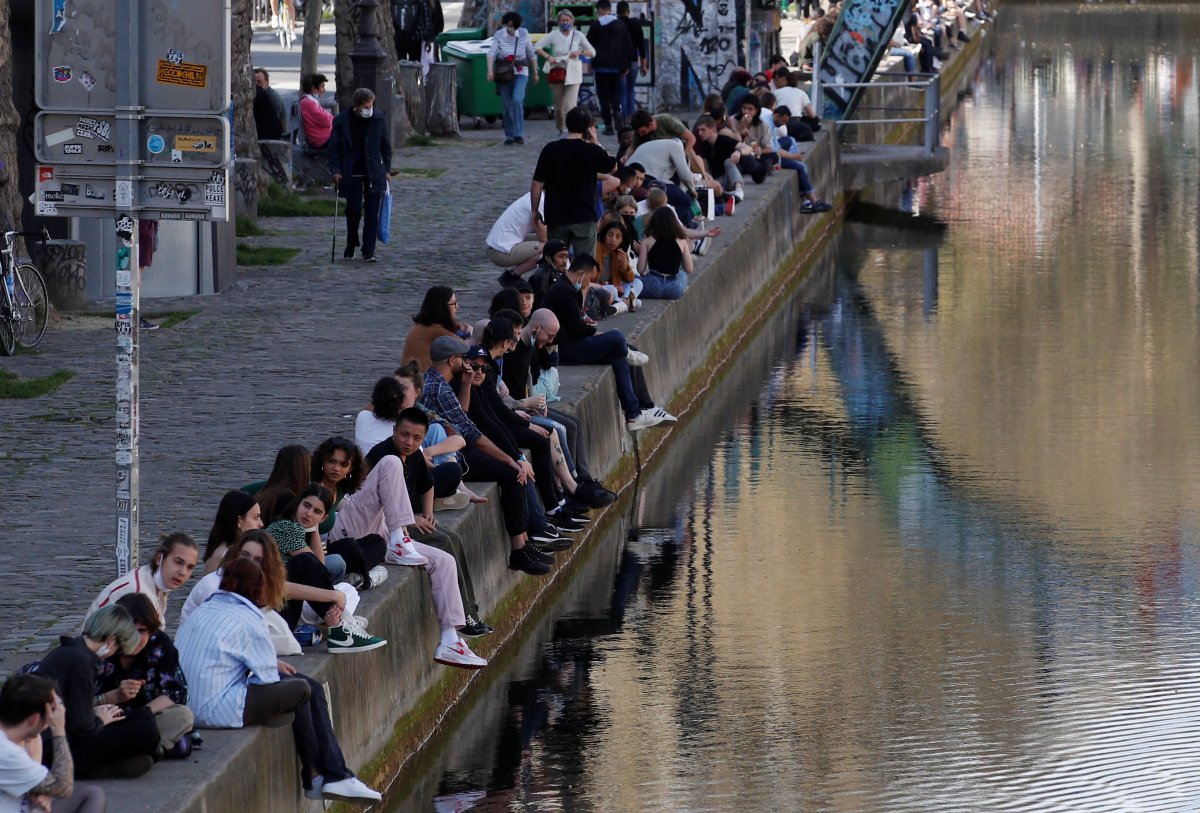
[37,607,160,780]
[364,407,493,638]
[0,673,105,813]
[543,254,676,432]
[97,594,193,758]
[203,490,264,575]
[488,193,547,287]
[325,451,488,668]
[637,207,695,301]
[176,558,384,804]
[244,444,311,525]
[84,533,198,628]
[401,285,472,372]
[529,239,571,312]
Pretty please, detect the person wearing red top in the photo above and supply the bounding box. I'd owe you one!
[299,74,334,149]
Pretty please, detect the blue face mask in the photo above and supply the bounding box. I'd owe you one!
[573,280,583,292]
[559,22,572,32]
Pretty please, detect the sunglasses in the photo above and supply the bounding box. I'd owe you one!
[469,363,489,372]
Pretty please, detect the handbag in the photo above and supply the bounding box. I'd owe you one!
[377,184,392,244]
[547,32,574,84]
[493,32,517,84]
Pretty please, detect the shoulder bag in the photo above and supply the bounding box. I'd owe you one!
[548,32,572,84]
[494,33,517,84]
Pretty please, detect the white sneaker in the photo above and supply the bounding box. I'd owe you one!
[694,236,712,256]
[732,186,745,201]
[385,537,429,566]
[612,299,629,314]
[322,776,383,802]
[644,406,678,423]
[269,13,279,27]
[626,349,649,366]
[626,412,663,432]
[434,638,488,669]
[367,564,389,587]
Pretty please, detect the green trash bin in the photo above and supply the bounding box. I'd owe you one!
[435,26,485,47]
[441,39,555,129]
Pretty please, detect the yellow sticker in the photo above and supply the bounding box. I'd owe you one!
[174,134,217,152]
[156,60,207,88]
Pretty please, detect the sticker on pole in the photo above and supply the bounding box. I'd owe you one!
[115,181,133,207]
[146,134,165,155]
[156,60,208,88]
[174,135,217,152]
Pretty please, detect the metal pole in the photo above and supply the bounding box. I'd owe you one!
[924,73,940,156]
[350,0,387,100]
[812,41,822,114]
[114,0,141,576]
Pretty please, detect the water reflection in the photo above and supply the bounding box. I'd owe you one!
[392,6,1200,811]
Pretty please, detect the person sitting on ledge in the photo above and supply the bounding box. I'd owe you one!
[176,557,383,804]
[84,533,198,628]
[637,207,694,300]
[365,407,494,638]
[96,594,194,759]
[543,254,676,432]
[37,606,161,780]
[528,239,571,313]
[401,285,473,372]
[202,490,264,575]
[299,73,334,149]
[769,106,833,213]
[0,673,106,813]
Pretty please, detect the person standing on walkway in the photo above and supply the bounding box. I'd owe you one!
[536,10,596,137]
[587,0,635,134]
[487,12,539,146]
[327,89,392,263]
[616,1,647,122]
[530,107,617,260]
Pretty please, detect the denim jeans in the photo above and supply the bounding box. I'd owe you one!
[777,136,815,195]
[640,270,688,300]
[559,330,641,420]
[498,73,529,139]
[622,62,639,117]
[890,47,917,74]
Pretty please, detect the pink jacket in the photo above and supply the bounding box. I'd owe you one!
[300,95,334,148]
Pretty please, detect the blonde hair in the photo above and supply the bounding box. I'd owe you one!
[557,9,574,22]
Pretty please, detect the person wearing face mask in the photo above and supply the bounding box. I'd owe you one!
[326,88,392,262]
[36,606,162,779]
[487,11,540,146]
[84,533,199,628]
[536,10,596,136]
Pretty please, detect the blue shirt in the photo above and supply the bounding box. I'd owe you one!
[176,591,279,729]
[420,368,482,444]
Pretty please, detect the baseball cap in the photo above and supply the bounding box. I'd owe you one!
[429,335,470,361]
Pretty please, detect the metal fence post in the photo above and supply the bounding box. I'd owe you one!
[924,73,941,155]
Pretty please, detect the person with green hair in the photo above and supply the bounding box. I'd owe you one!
[36,605,162,779]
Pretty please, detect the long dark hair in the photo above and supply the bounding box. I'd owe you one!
[205,490,259,563]
[282,483,334,523]
[412,285,457,331]
[311,436,365,495]
[645,207,687,242]
[256,445,311,524]
[371,375,407,421]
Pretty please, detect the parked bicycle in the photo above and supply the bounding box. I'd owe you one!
[0,229,50,355]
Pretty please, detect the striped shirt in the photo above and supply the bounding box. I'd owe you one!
[84,564,168,628]
[176,590,279,729]
[488,28,537,76]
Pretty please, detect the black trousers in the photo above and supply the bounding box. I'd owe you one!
[547,407,591,480]
[431,459,464,498]
[282,552,336,628]
[594,71,623,127]
[68,706,160,777]
[326,534,386,585]
[463,445,527,535]
[509,425,558,511]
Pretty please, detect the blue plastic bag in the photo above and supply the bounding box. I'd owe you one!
[377,186,392,245]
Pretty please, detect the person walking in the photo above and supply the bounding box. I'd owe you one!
[530,107,616,260]
[586,0,635,135]
[536,10,595,137]
[616,1,647,121]
[327,88,392,263]
[487,12,539,146]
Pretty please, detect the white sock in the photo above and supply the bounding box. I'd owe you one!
[389,528,408,547]
[440,628,459,647]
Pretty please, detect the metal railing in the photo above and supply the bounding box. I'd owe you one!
[823,73,943,155]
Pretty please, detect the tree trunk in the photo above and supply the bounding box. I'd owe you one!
[302,0,324,79]
[425,62,460,136]
[231,0,264,200]
[0,3,23,231]
[334,0,360,112]
[458,0,488,30]
[397,62,426,135]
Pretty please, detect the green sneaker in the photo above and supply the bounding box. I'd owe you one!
[326,619,387,654]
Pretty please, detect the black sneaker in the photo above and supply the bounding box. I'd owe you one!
[460,614,494,637]
[514,136,525,145]
[509,547,549,575]
[497,269,521,287]
[343,244,356,259]
[530,526,572,546]
[526,545,556,565]
[139,317,159,330]
[575,481,617,507]
[547,510,587,532]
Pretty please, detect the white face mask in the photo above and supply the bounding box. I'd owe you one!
[357,107,373,119]
[96,644,111,658]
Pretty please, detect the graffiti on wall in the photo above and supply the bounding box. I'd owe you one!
[657,0,743,109]
[817,0,908,120]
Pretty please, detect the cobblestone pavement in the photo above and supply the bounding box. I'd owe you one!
[0,99,761,669]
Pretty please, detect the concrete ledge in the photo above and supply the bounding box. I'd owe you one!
[102,118,854,813]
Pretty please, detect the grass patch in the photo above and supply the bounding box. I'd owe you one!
[257,184,337,217]
[236,216,269,237]
[0,369,74,399]
[405,134,436,147]
[236,244,301,266]
[392,166,446,179]
[145,310,199,330]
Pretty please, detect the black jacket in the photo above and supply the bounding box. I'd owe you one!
[326,109,392,191]
[587,17,634,71]
[544,276,595,345]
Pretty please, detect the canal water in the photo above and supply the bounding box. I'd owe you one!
[389,5,1200,811]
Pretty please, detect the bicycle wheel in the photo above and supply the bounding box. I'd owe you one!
[12,264,48,348]
[0,307,14,356]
